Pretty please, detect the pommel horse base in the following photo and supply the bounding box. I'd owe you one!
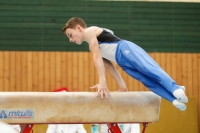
[0,92,161,133]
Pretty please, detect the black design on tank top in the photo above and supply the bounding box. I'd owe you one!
[97,30,120,44]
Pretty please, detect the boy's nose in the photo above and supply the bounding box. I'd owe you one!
[70,39,73,42]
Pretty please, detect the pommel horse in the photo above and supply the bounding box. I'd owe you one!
[0,92,161,133]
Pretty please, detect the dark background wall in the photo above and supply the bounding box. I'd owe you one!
[0,0,200,52]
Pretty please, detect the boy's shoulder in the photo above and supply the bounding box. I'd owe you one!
[84,26,103,36]
[85,26,100,31]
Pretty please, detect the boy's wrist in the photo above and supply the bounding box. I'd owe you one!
[99,78,106,83]
[119,83,127,88]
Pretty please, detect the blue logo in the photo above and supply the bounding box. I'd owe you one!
[0,109,34,119]
[0,110,7,118]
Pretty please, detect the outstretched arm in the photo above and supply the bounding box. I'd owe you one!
[84,28,109,98]
[103,58,128,91]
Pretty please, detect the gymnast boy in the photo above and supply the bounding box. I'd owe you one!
[62,17,188,111]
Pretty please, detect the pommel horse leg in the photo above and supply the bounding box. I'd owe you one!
[21,124,34,133]
[107,123,148,133]
[107,123,122,133]
[142,123,148,133]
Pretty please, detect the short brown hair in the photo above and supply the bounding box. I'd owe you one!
[62,17,87,34]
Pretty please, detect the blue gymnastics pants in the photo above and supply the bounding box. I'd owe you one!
[115,40,180,102]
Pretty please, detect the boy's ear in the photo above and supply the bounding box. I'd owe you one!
[76,24,81,31]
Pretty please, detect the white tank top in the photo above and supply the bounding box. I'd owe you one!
[97,28,121,62]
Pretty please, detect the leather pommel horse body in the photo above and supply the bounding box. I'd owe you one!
[0,92,161,133]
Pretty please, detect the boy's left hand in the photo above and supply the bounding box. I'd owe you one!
[118,87,128,92]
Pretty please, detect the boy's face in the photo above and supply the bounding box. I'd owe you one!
[65,25,84,45]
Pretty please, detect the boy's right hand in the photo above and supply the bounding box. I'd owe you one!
[90,82,110,98]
